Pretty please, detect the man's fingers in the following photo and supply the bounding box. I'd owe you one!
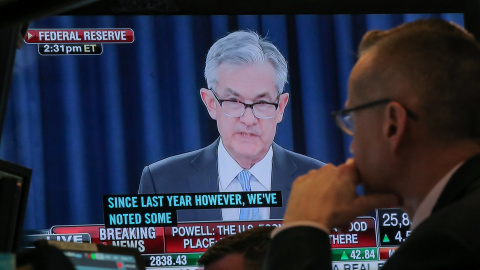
[340,159,362,185]
[352,193,400,214]
[345,158,355,165]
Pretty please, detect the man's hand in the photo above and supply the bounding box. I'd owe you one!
[283,159,399,231]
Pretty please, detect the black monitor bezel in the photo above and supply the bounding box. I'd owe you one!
[65,0,480,40]
[0,159,32,253]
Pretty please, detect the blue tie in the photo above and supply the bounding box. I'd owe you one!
[237,170,262,220]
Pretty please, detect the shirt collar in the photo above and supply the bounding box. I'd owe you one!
[410,161,464,230]
[217,138,273,191]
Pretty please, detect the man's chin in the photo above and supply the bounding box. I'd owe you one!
[363,184,388,195]
[363,185,402,207]
[230,144,264,160]
[233,148,261,160]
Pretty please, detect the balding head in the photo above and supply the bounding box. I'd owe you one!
[354,19,480,143]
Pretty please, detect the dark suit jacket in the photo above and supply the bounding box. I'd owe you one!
[138,139,324,222]
[264,154,480,270]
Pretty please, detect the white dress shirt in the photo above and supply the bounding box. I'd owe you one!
[218,138,272,220]
[410,161,464,230]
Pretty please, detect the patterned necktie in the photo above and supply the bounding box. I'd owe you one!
[237,170,262,220]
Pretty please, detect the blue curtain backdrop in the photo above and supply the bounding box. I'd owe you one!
[1,14,463,230]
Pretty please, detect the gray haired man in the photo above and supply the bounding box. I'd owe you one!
[139,30,324,222]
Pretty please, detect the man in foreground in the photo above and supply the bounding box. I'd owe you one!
[265,18,480,269]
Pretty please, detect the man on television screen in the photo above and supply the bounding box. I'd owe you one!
[264,18,480,269]
[138,30,324,222]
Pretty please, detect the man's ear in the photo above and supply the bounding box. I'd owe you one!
[275,93,289,123]
[383,102,408,153]
[200,88,218,120]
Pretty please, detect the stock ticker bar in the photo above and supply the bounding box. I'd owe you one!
[24,209,411,269]
[143,253,203,268]
[331,248,377,261]
[378,208,412,246]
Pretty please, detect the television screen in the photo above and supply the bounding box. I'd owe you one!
[1,9,467,269]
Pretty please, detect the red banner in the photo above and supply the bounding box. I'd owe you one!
[25,29,134,44]
[329,218,377,248]
[51,225,166,253]
[49,218,376,254]
[379,247,398,260]
[164,221,282,253]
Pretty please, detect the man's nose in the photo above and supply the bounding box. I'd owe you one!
[239,107,258,125]
[349,141,354,154]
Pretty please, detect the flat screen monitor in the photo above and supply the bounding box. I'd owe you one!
[6,12,469,225]
[1,0,479,268]
[0,159,32,253]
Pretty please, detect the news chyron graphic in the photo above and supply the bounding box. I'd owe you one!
[23,208,411,269]
[24,29,135,56]
[102,192,282,227]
